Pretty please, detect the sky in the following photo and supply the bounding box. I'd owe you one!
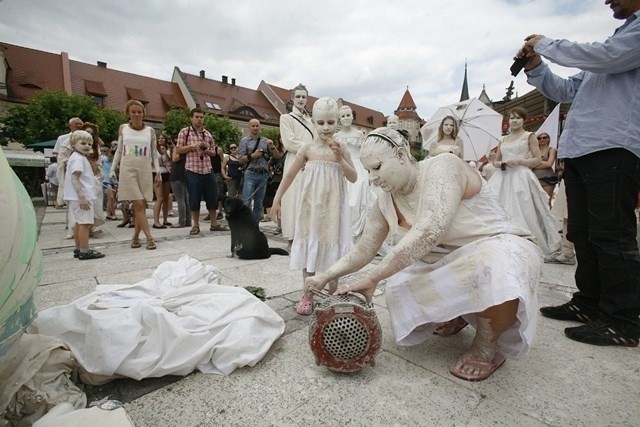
[0,0,619,120]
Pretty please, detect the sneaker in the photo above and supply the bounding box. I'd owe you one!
[78,249,105,260]
[540,301,597,324]
[565,319,639,347]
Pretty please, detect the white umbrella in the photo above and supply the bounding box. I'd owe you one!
[535,104,560,150]
[420,98,503,161]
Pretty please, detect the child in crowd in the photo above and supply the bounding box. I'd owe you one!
[270,97,357,314]
[63,130,105,260]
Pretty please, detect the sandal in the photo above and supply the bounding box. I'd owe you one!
[146,240,156,250]
[450,353,506,382]
[296,295,314,315]
[434,316,469,336]
[117,221,129,228]
[163,221,172,226]
[152,224,166,229]
[131,239,141,249]
[210,224,228,232]
[189,226,200,235]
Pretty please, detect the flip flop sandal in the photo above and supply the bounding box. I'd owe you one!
[131,239,141,249]
[152,224,166,229]
[434,316,469,336]
[210,225,228,231]
[450,353,506,382]
[296,295,314,315]
[189,226,200,235]
[146,240,156,250]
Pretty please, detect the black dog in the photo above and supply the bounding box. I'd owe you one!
[224,197,289,259]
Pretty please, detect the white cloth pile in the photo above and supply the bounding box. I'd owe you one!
[29,256,285,382]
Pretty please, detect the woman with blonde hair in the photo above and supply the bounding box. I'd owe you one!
[110,100,161,250]
[428,115,464,159]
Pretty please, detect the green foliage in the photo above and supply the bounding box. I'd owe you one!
[205,114,242,150]
[161,107,191,142]
[161,108,242,150]
[243,286,266,301]
[411,148,426,161]
[260,127,280,142]
[0,90,125,146]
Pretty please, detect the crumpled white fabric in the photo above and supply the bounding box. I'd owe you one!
[29,256,285,381]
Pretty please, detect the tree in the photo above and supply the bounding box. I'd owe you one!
[0,90,126,146]
[260,126,280,142]
[162,107,242,150]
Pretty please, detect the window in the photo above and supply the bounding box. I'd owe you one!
[91,95,104,106]
[205,101,221,110]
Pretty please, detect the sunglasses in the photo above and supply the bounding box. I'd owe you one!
[230,146,237,149]
[537,136,549,140]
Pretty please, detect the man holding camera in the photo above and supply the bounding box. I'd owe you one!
[517,0,640,347]
[238,119,282,223]
[175,108,227,235]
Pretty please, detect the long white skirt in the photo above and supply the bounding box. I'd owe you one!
[488,166,561,256]
[386,234,541,359]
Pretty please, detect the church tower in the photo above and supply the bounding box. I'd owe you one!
[393,87,422,147]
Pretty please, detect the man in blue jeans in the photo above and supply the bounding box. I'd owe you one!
[175,108,227,235]
[238,119,283,223]
[518,0,640,347]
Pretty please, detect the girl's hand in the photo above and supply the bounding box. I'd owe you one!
[79,198,90,210]
[155,173,162,183]
[305,275,329,295]
[329,140,343,159]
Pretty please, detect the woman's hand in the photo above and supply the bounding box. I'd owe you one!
[269,201,281,222]
[155,173,162,183]
[505,160,520,168]
[334,276,378,303]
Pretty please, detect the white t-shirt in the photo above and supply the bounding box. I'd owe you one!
[63,152,96,201]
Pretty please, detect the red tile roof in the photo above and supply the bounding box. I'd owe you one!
[180,71,281,126]
[69,60,186,122]
[1,42,66,102]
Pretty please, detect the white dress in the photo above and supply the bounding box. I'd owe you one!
[334,132,373,240]
[290,161,353,273]
[378,173,541,359]
[488,133,561,256]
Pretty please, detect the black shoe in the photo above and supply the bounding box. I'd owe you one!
[540,302,596,324]
[216,213,223,220]
[78,249,105,260]
[73,249,79,258]
[204,215,210,221]
[565,319,639,347]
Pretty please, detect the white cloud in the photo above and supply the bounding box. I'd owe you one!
[0,0,619,118]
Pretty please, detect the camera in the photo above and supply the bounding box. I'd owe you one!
[510,56,528,77]
[199,143,207,150]
[501,162,507,171]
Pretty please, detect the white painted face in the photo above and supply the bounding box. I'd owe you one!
[314,109,338,141]
[387,115,399,130]
[361,143,408,193]
[339,108,353,127]
[509,113,524,131]
[74,138,93,156]
[293,90,308,111]
[442,118,455,136]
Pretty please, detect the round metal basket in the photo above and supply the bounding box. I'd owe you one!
[308,291,382,373]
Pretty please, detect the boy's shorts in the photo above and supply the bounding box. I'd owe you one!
[68,200,95,225]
